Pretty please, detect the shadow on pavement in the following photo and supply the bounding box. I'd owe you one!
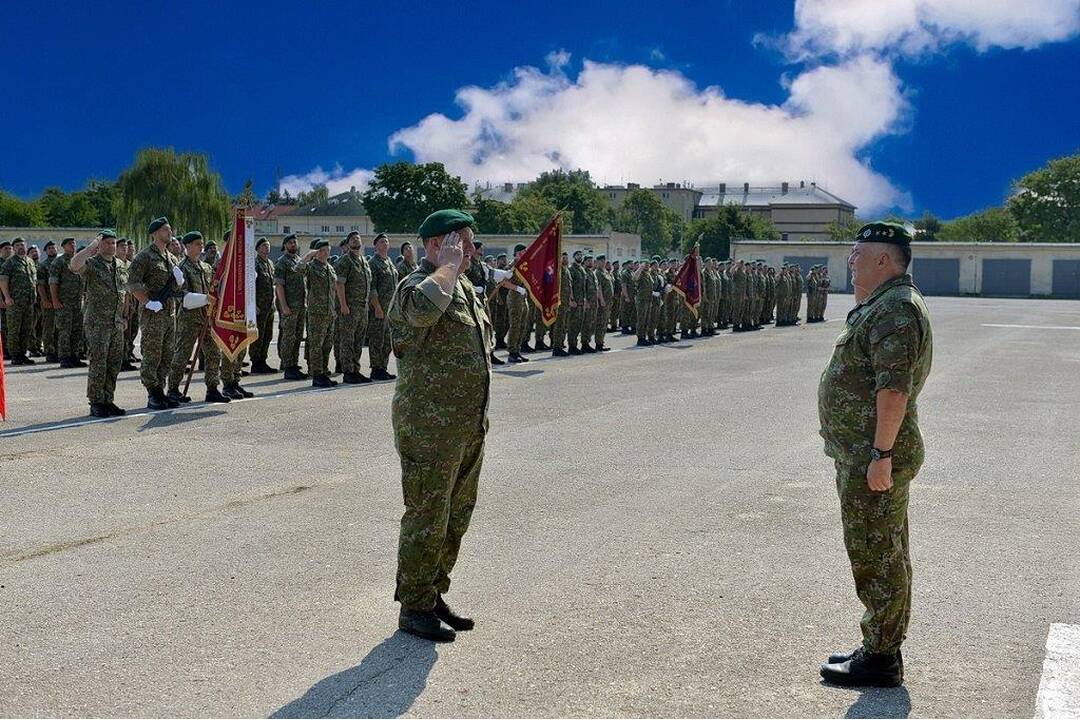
[137,408,228,431]
[270,631,439,719]
[843,685,911,718]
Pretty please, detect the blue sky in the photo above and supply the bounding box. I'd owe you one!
[3,0,1079,219]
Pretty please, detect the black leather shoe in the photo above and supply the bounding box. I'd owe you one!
[371,368,396,381]
[219,384,241,399]
[490,352,505,366]
[598,345,610,352]
[535,341,550,351]
[434,595,474,631]
[166,389,191,404]
[636,339,648,346]
[494,339,507,350]
[46,353,59,363]
[105,402,127,417]
[569,347,582,355]
[234,383,254,398]
[120,361,137,372]
[582,344,595,353]
[205,386,231,403]
[398,608,456,642]
[820,647,903,687]
[346,371,372,384]
[251,362,277,374]
[283,366,308,380]
[521,343,535,353]
[312,374,335,388]
[89,403,111,418]
[71,358,87,367]
[147,391,170,411]
[552,349,569,357]
[507,352,528,363]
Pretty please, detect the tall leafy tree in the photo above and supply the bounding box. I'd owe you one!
[520,169,609,234]
[612,189,683,254]
[914,211,942,241]
[0,190,46,226]
[113,148,230,244]
[236,179,258,208]
[684,205,778,259]
[1009,151,1080,242]
[939,207,1019,242]
[296,184,330,208]
[362,162,469,233]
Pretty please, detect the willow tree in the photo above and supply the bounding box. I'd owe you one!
[113,148,230,245]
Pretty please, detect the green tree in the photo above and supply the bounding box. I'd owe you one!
[113,147,231,243]
[236,178,258,208]
[684,206,778,259]
[824,216,863,241]
[0,190,47,226]
[1009,151,1080,242]
[472,192,563,235]
[939,207,1019,242]
[37,187,101,227]
[362,162,469,233]
[520,169,609,234]
[914,210,942,241]
[296,184,330,208]
[612,189,683,255]
[82,180,117,227]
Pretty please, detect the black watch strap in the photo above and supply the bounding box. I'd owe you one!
[871,447,893,460]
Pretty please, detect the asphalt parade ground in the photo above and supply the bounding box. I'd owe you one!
[1,294,1078,718]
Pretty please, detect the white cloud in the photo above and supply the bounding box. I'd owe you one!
[278,164,374,197]
[781,0,1080,58]
[385,54,909,213]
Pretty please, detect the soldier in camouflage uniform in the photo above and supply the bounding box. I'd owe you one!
[0,238,39,364]
[49,237,87,367]
[275,233,310,380]
[396,241,419,277]
[305,237,339,388]
[127,217,186,410]
[819,266,831,321]
[388,209,489,643]
[334,231,373,383]
[593,254,613,352]
[620,260,637,334]
[503,243,531,363]
[633,257,654,346]
[806,266,820,322]
[26,245,43,357]
[551,251,573,357]
[250,237,277,373]
[368,232,399,381]
[818,222,933,688]
[581,255,598,353]
[490,253,509,350]
[567,250,587,354]
[120,240,140,366]
[609,260,621,332]
[68,231,129,417]
[35,240,59,362]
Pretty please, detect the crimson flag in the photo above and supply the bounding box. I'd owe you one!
[673,245,702,317]
[210,209,259,362]
[513,214,563,327]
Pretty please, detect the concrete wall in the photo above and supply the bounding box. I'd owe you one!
[732,239,1080,297]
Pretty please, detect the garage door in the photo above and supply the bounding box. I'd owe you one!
[1051,259,1080,298]
[911,258,960,295]
[982,259,1031,296]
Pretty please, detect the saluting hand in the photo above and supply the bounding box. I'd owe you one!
[866,458,893,492]
[437,231,464,269]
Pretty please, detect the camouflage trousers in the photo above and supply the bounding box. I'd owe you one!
[222,348,244,386]
[278,307,306,370]
[4,299,33,357]
[55,301,83,359]
[528,306,548,346]
[125,301,139,358]
[609,296,621,330]
[635,297,652,341]
[582,304,596,346]
[30,302,42,351]
[551,303,568,350]
[250,307,274,365]
[306,312,335,376]
[169,312,218,391]
[139,305,176,392]
[85,320,124,404]
[506,291,529,353]
[567,304,583,350]
[394,429,485,612]
[820,292,829,320]
[337,311,369,373]
[835,459,914,655]
[621,294,635,330]
[650,299,662,339]
[41,305,56,355]
[730,297,745,327]
[367,311,392,372]
[593,305,609,348]
[492,300,508,346]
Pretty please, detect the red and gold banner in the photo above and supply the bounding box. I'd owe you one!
[210,209,258,362]
[673,245,702,317]
[513,214,563,327]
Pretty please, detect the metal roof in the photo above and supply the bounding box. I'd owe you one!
[697,184,855,209]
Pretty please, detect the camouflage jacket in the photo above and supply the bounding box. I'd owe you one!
[569,261,586,303]
[369,254,399,309]
[274,253,308,310]
[388,259,493,437]
[584,268,598,305]
[76,255,128,326]
[597,268,614,304]
[0,255,38,302]
[559,265,572,303]
[334,253,372,312]
[305,258,337,316]
[396,256,418,277]
[49,253,84,303]
[818,274,933,470]
[255,255,275,311]
[127,243,179,306]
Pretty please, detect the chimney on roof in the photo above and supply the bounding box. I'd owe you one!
[782,182,789,193]
[743,182,749,193]
[667,182,676,189]
[627,182,640,190]
[800,180,805,188]
[504,182,513,192]
[811,181,816,188]
[718,183,726,193]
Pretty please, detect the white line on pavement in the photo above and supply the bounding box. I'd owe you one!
[1035,623,1080,719]
[983,323,1080,331]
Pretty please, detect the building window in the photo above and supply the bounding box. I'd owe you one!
[282,226,290,233]
[335,225,345,233]
[781,233,789,241]
[350,225,359,231]
[662,192,669,199]
[321,225,330,233]
[609,192,616,200]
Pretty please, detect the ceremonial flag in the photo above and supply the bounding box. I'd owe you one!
[0,331,6,420]
[210,209,259,362]
[513,214,563,327]
[673,244,702,317]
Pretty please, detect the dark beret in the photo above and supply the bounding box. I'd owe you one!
[182,231,204,245]
[256,237,269,249]
[281,234,297,251]
[61,237,75,246]
[147,217,169,234]
[856,221,912,245]
[115,239,127,247]
[310,237,329,251]
[572,249,583,256]
[100,229,118,239]
[584,254,594,260]
[417,209,476,239]
[0,241,11,249]
[374,232,388,242]
[339,237,350,248]
[596,254,606,260]
[497,253,507,259]
[651,255,661,262]
[204,240,217,249]
[514,243,527,253]
[43,240,56,250]
[11,237,25,244]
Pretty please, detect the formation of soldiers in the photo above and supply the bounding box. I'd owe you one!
[1,229,830,416]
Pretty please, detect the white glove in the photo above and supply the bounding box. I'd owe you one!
[475,284,486,294]
[651,291,660,298]
[515,285,527,296]
[172,266,185,287]
[145,300,163,313]
[665,284,673,293]
[489,267,513,282]
[183,292,209,310]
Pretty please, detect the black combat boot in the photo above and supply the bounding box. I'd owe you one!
[371,368,396,381]
[552,348,569,357]
[507,352,528,363]
[820,647,903,687]
[89,403,111,418]
[398,608,456,642]
[46,353,59,363]
[105,402,127,417]
[490,352,505,366]
[569,346,582,355]
[312,374,334,389]
[494,338,507,350]
[434,595,474,631]
[283,366,308,380]
[147,390,170,411]
[205,386,231,403]
[582,343,595,353]
[166,389,191,404]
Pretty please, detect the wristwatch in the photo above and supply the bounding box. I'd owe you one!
[870,447,893,461]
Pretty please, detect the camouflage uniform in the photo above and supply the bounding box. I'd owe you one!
[335,252,372,375]
[388,259,492,611]
[37,256,56,358]
[567,259,587,351]
[506,272,530,354]
[50,252,84,361]
[818,273,933,655]
[368,254,399,373]
[620,265,636,331]
[634,266,654,343]
[551,262,572,350]
[0,253,37,359]
[274,253,308,371]
[305,258,338,378]
[76,255,127,405]
[594,264,613,348]
[395,255,418,277]
[251,254,276,366]
[126,243,180,392]
[583,266,598,347]
[492,277,509,348]
[609,266,622,331]
[167,256,219,392]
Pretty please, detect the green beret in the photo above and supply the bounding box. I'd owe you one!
[0,241,10,249]
[43,240,56,250]
[374,232,388,242]
[596,254,606,261]
[584,254,594,260]
[12,237,25,245]
[281,233,297,250]
[497,252,507,259]
[417,208,476,239]
[182,231,204,245]
[100,229,118,239]
[856,221,912,245]
[514,243,527,253]
[147,216,169,234]
[310,237,330,251]
[204,240,217,249]
[651,255,661,262]
[256,237,269,249]
[572,249,583,256]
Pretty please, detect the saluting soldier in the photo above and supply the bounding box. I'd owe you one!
[68,230,129,417]
[387,209,490,642]
[305,237,338,388]
[368,232,399,381]
[0,238,38,365]
[818,222,933,688]
[250,237,277,374]
[275,233,309,380]
[335,231,373,384]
